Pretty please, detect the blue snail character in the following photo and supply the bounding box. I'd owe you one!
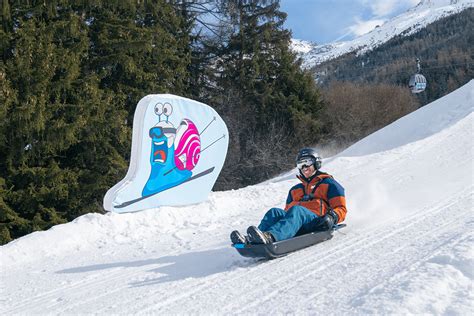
[142,102,197,197]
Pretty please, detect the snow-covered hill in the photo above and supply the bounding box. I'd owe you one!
[292,0,474,68]
[1,81,473,314]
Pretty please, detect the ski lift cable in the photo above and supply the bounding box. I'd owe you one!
[315,61,473,82]
[312,52,473,72]
[314,63,474,80]
[312,50,473,67]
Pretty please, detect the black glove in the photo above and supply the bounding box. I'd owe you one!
[314,209,338,231]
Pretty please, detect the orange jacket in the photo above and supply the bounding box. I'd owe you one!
[285,172,347,223]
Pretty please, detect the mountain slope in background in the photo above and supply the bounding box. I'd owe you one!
[292,0,473,69]
[1,78,472,314]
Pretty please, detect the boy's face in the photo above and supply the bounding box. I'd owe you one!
[301,164,316,178]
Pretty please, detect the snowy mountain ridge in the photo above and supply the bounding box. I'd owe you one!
[292,0,474,68]
[1,80,472,314]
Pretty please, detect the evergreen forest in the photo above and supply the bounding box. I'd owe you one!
[313,8,474,105]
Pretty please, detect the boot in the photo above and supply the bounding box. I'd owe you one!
[230,230,248,244]
[247,226,275,244]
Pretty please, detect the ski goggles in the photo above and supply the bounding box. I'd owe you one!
[296,157,315,170]
[149,126,176,138]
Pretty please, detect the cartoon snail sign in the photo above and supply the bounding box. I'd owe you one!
[103,94,228,213]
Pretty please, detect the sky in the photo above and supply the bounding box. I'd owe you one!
[280,0,421,44]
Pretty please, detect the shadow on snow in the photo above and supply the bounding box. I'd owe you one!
[57,246,256,286]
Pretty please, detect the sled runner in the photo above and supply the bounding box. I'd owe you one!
[232,224,346,259]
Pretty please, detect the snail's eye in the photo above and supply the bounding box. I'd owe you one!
[154,103,164,116]
[163,103,173,117]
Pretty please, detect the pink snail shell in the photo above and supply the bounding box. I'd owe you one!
[174,119,200,171]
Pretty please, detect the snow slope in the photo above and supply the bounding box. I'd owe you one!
[293,0,474,68]
[1,81,473,314]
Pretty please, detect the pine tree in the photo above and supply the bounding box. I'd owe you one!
[85,0,190,122]
[203,0,325,188]
[1,7,85,241]
[0,0,192,243]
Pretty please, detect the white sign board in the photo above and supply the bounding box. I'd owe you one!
[104,94,228,213]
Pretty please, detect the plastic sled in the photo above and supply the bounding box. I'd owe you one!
[233,224,346,260]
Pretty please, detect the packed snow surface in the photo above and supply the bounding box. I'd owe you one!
[1,81,473,314]
[292,0,474,68]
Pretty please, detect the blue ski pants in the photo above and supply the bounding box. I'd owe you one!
[257,205,321,241]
